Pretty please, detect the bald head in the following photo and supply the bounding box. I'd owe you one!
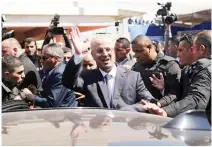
[131,35,158,63]
[90,36,114,51]
[2,38,23,57]
[132,35,152,46]
[89,36,115,72]
[83,52,97,70]
[83,52,94,61]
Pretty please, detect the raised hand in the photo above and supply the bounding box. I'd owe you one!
[149,73,165,92]
[70,26,83,55]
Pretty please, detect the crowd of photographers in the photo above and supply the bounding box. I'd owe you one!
[1,22,211,118]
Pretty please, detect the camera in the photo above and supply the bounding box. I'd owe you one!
[49,14,65,35]
[156,2,178,24]
[2,14,15,41]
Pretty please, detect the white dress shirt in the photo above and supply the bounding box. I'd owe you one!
[99,64,117,100]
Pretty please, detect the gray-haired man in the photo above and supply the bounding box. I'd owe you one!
[22,43,78,108]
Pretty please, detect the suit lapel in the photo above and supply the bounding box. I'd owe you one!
[43,64,61,88]
[96,70,110,108]
[113,66,127,107]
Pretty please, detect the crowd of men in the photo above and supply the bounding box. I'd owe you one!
[1,25,211,118]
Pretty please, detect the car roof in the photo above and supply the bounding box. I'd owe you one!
[2,108,211,146]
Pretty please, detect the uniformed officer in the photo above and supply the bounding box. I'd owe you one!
[131,35,181,104]
[141,30,211,117]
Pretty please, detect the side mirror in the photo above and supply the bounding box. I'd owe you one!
[163,110,211,130]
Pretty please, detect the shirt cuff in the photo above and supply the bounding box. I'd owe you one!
[160,89,165,96]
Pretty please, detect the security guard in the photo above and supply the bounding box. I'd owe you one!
[2,81,30,112]
[131,35,181,103]
[2,56,32,112]
[140,30,211,118]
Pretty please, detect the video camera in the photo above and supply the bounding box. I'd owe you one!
[156,2,178,24]
[49,14,65,35]
[2,14,15,41]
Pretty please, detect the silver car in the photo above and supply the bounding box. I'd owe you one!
[2,108,211,146]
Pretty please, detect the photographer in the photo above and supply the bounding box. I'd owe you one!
[2,14,15,41]
[156,2,178,55]
[41,14,72,49]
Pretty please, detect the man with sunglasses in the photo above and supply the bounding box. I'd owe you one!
[141,30,211,117]
[22,43,78,108]
[177,34,196,67]
[131,35,181,105]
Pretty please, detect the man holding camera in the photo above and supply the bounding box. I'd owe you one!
[42,14,72,49]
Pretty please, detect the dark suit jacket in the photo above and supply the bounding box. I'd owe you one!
[18,53,42,91]
[62,54,155,109]
[34,63,78,108]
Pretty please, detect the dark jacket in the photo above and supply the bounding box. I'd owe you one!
[34,63,78,108]
[18,53,42,91]
[132,52,181,103]
[62,54,156,109]
[163,56,211,117]
[2,80,29,112]
[27,53,42,70]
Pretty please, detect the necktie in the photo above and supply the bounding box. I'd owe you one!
[105,74,113,108]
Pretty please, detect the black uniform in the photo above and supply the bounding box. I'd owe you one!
[162,56,211,117]
[2,80,29,112]
[132,52,181,103]
[18,53,42,91]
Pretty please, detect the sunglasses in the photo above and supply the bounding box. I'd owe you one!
[41,56,51,61]
[180,34,194,46]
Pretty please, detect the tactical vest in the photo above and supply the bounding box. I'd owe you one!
[2,83,29,112]
[133,55,178,99]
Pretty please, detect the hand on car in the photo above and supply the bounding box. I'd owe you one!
[149,73,165,92]
[140,100,167,117]
[70,26,83,55]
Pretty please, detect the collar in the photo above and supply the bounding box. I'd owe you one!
[45,62,63,76]
[117,57,129,64]
[27,53,38,61]
[155,52,165,63]
[2,80,13,93]
[99,63,117,78]
[191,56,211,69]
